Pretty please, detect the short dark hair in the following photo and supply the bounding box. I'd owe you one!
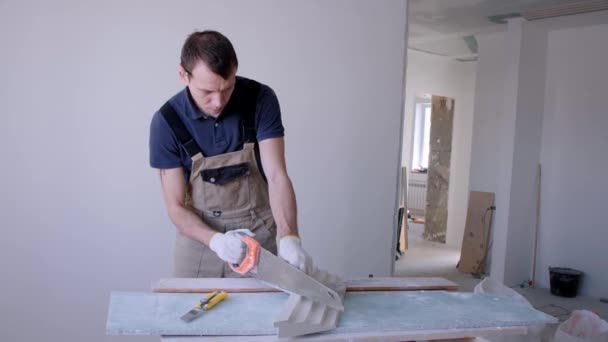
[180,30,238,79]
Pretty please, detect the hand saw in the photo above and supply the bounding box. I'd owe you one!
[231,235,344,311]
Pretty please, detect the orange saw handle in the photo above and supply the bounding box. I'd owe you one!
[230,235,260,275]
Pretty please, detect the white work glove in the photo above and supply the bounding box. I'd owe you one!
[209,229,255,264]
[279,235,313,274]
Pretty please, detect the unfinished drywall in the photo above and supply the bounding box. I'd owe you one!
[0,1,408,341]
[401,50,477,248]
[424,96,455,243]
[536,14,608,298]
[107,291,556,336]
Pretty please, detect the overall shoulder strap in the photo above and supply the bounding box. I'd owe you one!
[160,102,202,158]
[240,81,266,182]
[242,81,261,144]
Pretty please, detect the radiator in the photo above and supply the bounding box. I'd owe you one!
[407,180,427,215]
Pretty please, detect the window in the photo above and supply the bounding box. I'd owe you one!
[411,100,431,172]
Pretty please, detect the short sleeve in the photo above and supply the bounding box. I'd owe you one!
[255,86,285,141]
[149,111,183,169]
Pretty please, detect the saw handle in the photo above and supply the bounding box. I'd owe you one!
[230,235,260,275]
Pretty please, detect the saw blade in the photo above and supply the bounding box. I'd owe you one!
[252,249,344,311]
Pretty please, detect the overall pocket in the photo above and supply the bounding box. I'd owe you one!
[199,163,251,211]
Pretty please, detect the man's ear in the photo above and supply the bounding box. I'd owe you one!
[178,65,190,85]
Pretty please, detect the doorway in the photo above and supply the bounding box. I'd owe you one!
[395,94,465,284]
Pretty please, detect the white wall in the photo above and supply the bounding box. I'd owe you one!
[0,1,408,341]
[504,19,547,286]
[468,11,608,297]
[402,50,477,247]
[471,18,545,287]
[470,19,553,287]
[469,30,518,282]
[468,33,506,195]
[536,15,608,298]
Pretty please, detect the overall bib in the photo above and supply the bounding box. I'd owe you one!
[160,82,277,278]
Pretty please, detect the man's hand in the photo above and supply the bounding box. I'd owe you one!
[279,235,313,274]
[209,229,255,264]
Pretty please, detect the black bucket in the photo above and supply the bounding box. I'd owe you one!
[549,267,583,298]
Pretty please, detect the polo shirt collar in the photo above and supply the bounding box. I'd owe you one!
[184,87,210,120]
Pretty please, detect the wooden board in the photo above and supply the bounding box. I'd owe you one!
[458,191,495,274]
[398,207,408,253]
[345,277,458,291]
[106,291,557,337]
[151,277,459,293]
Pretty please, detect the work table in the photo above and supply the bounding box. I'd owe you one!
[106,277,556,342]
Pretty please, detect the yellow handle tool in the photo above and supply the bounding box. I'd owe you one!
[201,291,228,310]
[181,291,229,322]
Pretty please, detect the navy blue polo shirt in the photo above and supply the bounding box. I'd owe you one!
[149,76,284,178]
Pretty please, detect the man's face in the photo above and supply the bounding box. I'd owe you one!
[179,62,236,118]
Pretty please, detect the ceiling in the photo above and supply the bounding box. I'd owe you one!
[408,0,606,61]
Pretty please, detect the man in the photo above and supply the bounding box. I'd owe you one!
[149,30,312,277]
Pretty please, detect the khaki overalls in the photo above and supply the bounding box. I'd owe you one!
[160,81,277,278]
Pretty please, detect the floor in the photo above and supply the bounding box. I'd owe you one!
[394,222,608,340]
[395,223,481,291]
